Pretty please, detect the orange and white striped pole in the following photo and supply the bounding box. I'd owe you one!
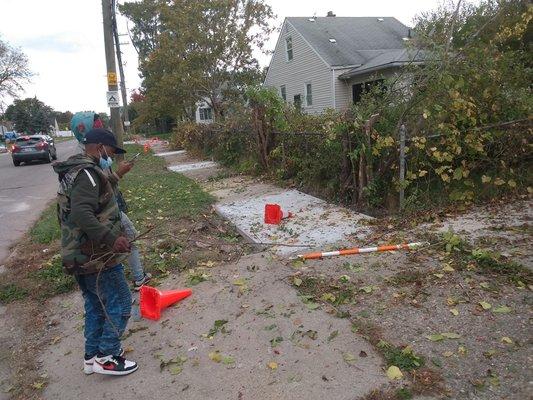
[293,241,428,260]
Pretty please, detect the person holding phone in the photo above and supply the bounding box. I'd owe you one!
[107,153,152,290]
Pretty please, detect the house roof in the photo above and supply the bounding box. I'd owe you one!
[338,48,428,80]
[286,16,412,68]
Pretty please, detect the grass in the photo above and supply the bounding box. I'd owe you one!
[121,144,214,225]
[29,203,60,244]
[0,284,28,304]
[32,255,76,297]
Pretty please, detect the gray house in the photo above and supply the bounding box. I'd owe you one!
[264,14,422,114]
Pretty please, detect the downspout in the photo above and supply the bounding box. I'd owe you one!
[332,69,336,110]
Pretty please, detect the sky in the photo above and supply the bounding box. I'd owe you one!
[0,0,460,114]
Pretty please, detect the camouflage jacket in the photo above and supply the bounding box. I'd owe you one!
[53,154,127,275]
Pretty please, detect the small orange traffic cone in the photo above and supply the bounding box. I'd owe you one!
[140,286,192,321]
[264,203,293,225]
[143,142,151,153]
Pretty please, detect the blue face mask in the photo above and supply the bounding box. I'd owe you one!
[98,148,113,170]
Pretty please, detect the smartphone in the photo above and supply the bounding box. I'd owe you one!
[130,152,141,162]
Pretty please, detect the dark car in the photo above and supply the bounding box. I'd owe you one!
[11,135,57,166]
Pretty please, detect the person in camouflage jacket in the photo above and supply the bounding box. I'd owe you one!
[53,128,139,376]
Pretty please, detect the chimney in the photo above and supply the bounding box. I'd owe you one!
[326,11,336,17]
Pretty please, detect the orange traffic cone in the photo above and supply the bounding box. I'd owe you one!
[143,142,151,153]
[264,203,293,225]
[140,285,192,321]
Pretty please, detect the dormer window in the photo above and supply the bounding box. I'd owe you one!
[285,37,293,61]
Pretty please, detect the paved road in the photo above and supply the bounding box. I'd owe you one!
[0,139,79,264]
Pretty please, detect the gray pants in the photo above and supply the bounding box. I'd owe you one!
[120,212,145,282]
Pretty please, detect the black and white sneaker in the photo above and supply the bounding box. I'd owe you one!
[83,349,125,375]
[133,273,152,291]
[93,354,138,376]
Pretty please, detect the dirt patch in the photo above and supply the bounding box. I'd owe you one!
[289,199,532,399]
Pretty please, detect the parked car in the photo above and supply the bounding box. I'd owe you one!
[11,135,57,166]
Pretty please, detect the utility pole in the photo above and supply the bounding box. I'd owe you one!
[101,0,124,157]
[111,0,130,130]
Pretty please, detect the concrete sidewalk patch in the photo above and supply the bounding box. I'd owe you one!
[168,161,218,173]
[215,189,372,255]
[155,150,187,157]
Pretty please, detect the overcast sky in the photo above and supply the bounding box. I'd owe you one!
[0,0,462,114]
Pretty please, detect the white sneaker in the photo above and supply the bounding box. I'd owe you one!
[83,348,124,375]
[92,354,138,376]
[83,355,96,375]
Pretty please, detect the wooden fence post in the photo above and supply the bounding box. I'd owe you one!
[399,124,406,211]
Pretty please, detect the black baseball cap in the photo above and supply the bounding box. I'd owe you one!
[83,128,126,154]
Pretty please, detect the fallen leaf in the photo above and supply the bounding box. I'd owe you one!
[479,301,492,310]
[327,330,339,342]
[479,282,490,289]
[483,349,496,358]
[500,336,513,345]
[450,308,459,316]
[386,365,403,380]
[446,297,459,306]
[492,305,512,314]
[233,278,246,286]
[293,277,302,287]
[433,273,444,279]
[31,381,45,390]
[443,351,454,357]
[267,361,278,370]
[222,355,235,365]
[426,334,445,342]
[320,292,336,303]
[306,302,320,310]
[441,332,461,339]
[208,351,222,363]
[270,336,283,347]
[343,352,357,364]
[458,346,467,356]
[442,264,455,272]
[169,365,183,375]
[359,286,374,294]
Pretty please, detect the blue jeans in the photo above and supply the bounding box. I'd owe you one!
[75,264,132,357]
[120,212,145,282]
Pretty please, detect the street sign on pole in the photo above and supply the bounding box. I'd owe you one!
[106,91,120,108]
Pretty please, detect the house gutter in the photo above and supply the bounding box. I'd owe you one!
[338,61,425,80]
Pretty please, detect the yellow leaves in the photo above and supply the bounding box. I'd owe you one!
[492,305,512,314]
[443,351,454,357]
[507,179,517,188]
[418,170,428,177]
[320,292,336,303]
[458,346,467,356]
[481,175,492,183]
[500,336,513,345]
[208,351,222,363]
[386,365,403,380]
[232,278,246,286]
[440,173,450,183]
[267,361,278,370]
[426,332,461,341]
[479,301,492,310]
[343,352,357,364]
[450,308,459,316]
[293,277,302,287]
[442,264,455,273]
[493,177,505,186]
[433,273,444,279]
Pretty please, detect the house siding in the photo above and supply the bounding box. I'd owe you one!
[264,20,334,115]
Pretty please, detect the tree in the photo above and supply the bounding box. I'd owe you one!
[120,0,274,125]
[4,97,54,133]
[0,38,32,110]
[53,110,74,130]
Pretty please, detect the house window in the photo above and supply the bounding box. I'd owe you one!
[285,37,293,61]
[305,83,313,106]
[280,85,287,102]
[352,79,385,104]
[199,107,213,121]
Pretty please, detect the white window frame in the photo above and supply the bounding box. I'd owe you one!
[199,107,212,121]
[285,36,293,61]
[304,82,313,107]
[280,85,287,102]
